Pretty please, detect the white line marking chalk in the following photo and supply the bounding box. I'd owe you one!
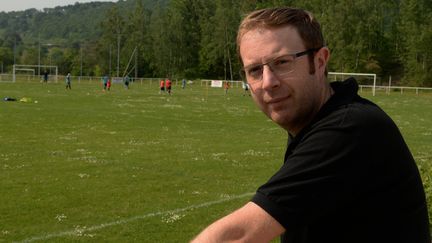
[17,192,254,243]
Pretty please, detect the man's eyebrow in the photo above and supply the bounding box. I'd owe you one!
[244,54,291,69]
[244,62,263,69]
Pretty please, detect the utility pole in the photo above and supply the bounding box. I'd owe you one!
[80,47,83,79]
[109,45,112,76]
[38,35,41,76]
[117,32,120,77]
[13,37,16,65]
[135,47,138,79]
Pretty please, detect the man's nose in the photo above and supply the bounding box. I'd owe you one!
[261,65,280,90]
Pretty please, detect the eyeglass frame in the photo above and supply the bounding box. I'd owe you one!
[240,47,322,84]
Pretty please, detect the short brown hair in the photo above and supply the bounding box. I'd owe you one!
[237,7,326,74]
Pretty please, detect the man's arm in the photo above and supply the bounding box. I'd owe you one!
[191,202,285,243]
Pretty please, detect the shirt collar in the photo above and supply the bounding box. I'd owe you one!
[285,77,359,158]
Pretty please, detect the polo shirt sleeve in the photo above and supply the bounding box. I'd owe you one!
[251,109,364,229]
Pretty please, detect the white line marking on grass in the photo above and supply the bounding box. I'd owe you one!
[17,192,254,243]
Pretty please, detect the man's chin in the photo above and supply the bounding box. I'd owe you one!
[270,112,290,127]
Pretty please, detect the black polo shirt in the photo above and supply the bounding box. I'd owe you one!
[251,78,430,243]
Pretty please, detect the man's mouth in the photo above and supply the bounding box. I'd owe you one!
[266,96,288,104]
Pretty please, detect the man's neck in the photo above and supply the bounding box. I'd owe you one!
[288,84,334,137]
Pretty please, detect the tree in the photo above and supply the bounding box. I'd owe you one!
[148,0,171,77]
[1,0,431,85]
[161,0,204,78]
[0,47,13,72]
[398,0,432,86]
[20,46,38,65]
[199,0,241,80]
[100,5,126,76]
[124,0,153,77]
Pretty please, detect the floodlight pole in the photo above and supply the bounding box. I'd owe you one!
[117,33,120,77]
[13,37,16,65]
[109,45,112,77]
[12,64,15,82]
[80,47,83,79]
[38,38,41,77]
[135,47,138,79]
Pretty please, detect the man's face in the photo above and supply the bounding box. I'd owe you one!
[239,26,328,134]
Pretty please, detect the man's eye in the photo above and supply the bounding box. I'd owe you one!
[273,58,292,66]
[247,66,263,76]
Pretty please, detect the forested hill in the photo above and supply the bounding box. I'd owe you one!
[0,0,166,44]
[0,0,431,87]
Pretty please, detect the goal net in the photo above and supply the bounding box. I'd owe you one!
[12,64,58,83]
[328,72,377,96]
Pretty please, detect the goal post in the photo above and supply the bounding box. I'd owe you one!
[12,64,58,83]
[328,72,377,96]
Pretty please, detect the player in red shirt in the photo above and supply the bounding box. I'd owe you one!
[107,78,111,91]
[165,78,172,95]
[159,80,165,94]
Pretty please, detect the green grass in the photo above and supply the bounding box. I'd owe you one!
[0,81,431,242]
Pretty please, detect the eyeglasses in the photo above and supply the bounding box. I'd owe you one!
[241,48,321,85]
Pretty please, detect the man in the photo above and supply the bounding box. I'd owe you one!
[165,78,172,95]
[43,70,49,83]
[192,7,430,243]
[242,81,250,96]
[65,73,71,90]
[107,77,111,91]
[124,75,130,89]
[102,75,109,91]
[182,78,187,89]
[224,81,230,95]
[159,79,165,94]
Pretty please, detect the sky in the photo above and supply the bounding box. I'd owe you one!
[0,0,117,13]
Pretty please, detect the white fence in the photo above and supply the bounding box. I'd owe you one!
[1,73,431,94]
[359,85,432,95]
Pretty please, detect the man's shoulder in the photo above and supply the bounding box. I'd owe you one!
[319,95,389,129]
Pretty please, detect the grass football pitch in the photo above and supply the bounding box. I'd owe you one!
[1,81,431,242]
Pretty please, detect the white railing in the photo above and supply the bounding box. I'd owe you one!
[359,85,432,95]
[1,73,431,95]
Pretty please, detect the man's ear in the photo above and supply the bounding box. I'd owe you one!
[316,47,330,74]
